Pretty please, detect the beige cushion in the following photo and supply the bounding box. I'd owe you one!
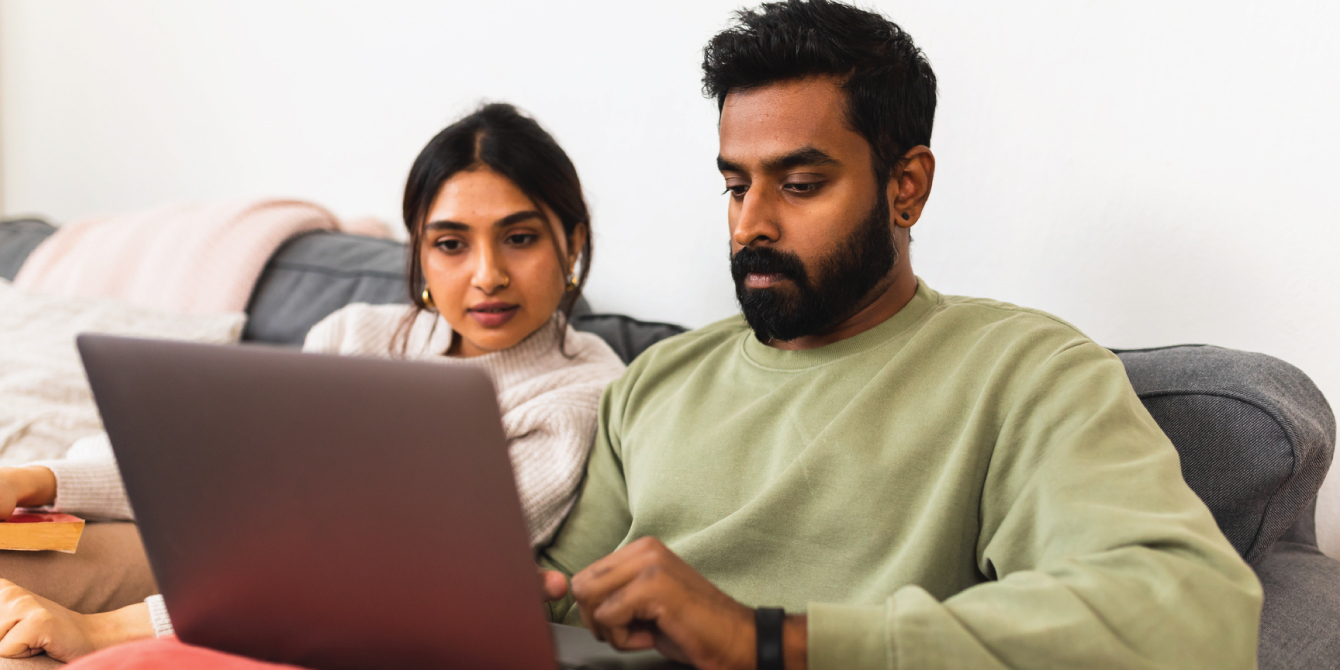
[0,279,246,465]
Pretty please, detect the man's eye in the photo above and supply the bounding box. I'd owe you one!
[784,182,823,193]
[723,184,749,196]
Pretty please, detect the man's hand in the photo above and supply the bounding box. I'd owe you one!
[570,537,757,670]
[0,580,152,661]
[0,467,57,520]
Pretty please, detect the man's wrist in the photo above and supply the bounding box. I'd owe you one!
[783,614,807,670]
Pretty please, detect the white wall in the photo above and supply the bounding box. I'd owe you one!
[3,0,1339,557]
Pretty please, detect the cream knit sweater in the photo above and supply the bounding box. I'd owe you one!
[28,303,626,635]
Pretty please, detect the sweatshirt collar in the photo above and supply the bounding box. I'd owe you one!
[740,279,940,371]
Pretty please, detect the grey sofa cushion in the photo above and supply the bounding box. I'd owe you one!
[1116,345,1336,564]
[243,231,411,345]
[0,218,56,281]
[571,314,686,365]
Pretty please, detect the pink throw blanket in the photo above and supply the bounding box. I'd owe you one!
[13,200,393,314]
[64,636,302,669]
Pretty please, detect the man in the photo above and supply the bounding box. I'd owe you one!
[537,1,1261,669]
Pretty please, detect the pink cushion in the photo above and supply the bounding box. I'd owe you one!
[65,637,303,670]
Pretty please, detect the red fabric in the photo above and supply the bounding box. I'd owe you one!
[65,637,304,669]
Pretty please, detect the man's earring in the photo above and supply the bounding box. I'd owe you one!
[421,287,435,309]
[901,212,910,221]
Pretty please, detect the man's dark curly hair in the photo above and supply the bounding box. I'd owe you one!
[702,0,937,185]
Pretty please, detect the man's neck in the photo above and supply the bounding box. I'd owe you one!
[766,267,918,351]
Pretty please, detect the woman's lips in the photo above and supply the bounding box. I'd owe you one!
[468,303,520,327]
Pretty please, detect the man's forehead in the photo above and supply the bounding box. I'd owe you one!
[718,77,865,168]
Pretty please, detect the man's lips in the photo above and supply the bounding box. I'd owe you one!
[467,302,519,327]
[744,272,788,289]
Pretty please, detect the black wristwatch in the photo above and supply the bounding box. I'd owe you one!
[756,606,786,670]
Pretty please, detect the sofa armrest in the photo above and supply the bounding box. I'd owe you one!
[1256,536,1340,669]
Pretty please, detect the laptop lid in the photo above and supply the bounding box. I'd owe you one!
[78,334,555,670]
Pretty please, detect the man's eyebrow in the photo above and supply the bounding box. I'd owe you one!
[717,155,745,173]
[763,146,839,171]
[716,147,840,174]
[423,210,545,232]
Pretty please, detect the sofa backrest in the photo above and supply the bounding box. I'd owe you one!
[0,218,55,282]
[3,217,1332,562]
[1117,345,1336,564]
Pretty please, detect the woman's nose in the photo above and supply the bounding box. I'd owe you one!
[472,247,510,294]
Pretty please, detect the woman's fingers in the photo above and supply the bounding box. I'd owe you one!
[539,570,568,601]
[0,580,96,662]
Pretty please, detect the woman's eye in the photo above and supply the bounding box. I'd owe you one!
[435,238,464,253]
[505,233,538,246]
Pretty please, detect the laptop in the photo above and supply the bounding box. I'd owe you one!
[78,334,681,670]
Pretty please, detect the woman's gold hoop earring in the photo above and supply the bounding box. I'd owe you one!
[566,274,579,292]
[421,287,435,309]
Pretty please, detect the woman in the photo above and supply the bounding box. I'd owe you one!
[0,103,625,661]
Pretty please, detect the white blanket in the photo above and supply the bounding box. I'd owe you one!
[0,280,246,464]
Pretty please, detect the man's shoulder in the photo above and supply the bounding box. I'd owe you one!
[924,290,1095,355]
[933,292,1085,337]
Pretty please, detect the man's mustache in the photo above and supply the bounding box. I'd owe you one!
[730,246,808,286]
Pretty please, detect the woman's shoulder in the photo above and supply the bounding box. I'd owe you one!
[495,325,625,406]
[559,327,627,380]
[302,303,420,355]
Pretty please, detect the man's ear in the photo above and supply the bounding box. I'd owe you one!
[889,146,935,228]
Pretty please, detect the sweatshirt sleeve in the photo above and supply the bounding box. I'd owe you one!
[806,342,1262,670]
[537,381,635,625]
[26,432,135,521]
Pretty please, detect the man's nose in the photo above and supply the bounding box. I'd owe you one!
[730,189,781,248]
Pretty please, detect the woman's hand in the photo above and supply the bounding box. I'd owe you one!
[0,467,58,519]
[540,569,568,601]
[0,581,153,661]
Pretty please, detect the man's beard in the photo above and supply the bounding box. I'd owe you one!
[731,191,898,343]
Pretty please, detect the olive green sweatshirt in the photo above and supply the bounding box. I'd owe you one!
[541,281,1261,669]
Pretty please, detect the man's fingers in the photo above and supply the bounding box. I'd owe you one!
[589,571,670,651]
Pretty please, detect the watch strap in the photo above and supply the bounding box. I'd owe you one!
[756,606,786,670]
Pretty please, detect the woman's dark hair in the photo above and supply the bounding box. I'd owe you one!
[397,102,592,355]
[702,0,937,187]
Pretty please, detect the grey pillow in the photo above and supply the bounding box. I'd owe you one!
[1117,345,1336,564]
[243,231,411,345]
[0,218,56,282]
[571,313,686,365]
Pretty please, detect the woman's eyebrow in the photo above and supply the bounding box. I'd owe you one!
[493,210,545,228]
[424,220,469,232]
[424,210,544,233]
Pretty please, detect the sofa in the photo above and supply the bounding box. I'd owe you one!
[2,217,1338,669]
